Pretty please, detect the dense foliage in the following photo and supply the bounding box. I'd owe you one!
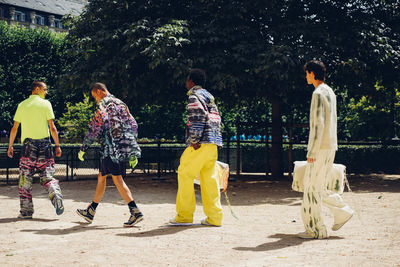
[1,1,399,176]
[0,21,76,132]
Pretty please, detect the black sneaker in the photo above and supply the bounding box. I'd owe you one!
[76,205,95,223]
[54,196,64,215]
[123,211,143,227]
[18,213,33,219]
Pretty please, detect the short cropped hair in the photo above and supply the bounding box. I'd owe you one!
[31,81,46,91]
[303,60,326,81]
[188,68,206,87]
[92,82,107,92]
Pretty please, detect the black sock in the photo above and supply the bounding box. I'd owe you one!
[128,200,138,212]
[90,201,98,210]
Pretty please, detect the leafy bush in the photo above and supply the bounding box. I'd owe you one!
[240,143,400,174]
[0,21,74,131]
[58,95,96,142]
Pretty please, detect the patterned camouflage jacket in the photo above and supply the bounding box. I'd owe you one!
[81,94,141,162]
[186,86,223,147]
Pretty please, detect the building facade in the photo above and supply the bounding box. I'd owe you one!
[0,0,87,32]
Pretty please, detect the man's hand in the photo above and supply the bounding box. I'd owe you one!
[191,143,201,150]
[7,146,13,158]
[129,156,138,169]
[307,157,316,163]
[55,146,62,157]
[78,150,85,161]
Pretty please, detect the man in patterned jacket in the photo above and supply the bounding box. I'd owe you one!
[298,60,354,239]
[76,83,142,227]
[170,68,223,226]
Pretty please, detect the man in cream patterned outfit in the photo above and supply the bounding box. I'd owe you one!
[298,60,354,239]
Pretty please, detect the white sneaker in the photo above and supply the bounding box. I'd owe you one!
[297,231,315,239]
[169,217,193,226]
[201,219,221,227]
[332,209,354,231]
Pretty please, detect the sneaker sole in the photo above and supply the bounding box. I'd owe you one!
[18,215,33,219]
[76,210,93,223]
[123,216,143,227]
[169,221,195,226]
[55,198,64,215]
[201,220,221,227]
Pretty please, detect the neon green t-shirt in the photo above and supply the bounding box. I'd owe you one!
[13,95,55,143]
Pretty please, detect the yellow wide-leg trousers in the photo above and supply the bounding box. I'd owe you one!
[175,144,223,226]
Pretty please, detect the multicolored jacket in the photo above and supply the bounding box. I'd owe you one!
[186,86,223,147]
[81,94,141,162]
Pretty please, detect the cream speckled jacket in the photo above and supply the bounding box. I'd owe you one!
[307,83,338,158]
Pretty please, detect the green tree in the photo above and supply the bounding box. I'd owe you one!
[58,95,96,142]
[65,0,400,178]
[0,21,75,132]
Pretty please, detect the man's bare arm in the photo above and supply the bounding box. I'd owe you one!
[48,119,62,157]
[7,121,20,158]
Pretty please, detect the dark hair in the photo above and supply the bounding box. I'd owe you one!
[31,80,46,91]
[188,68,206,87]
[303,60,326,81]
[92,82,107,92]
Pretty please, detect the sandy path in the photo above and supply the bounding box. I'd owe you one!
[0,174,399,267]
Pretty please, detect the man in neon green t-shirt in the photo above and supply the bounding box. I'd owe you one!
[7,81,64,219]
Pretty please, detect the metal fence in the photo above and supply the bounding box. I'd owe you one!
[0,141,237,184]
[2,121,399,184]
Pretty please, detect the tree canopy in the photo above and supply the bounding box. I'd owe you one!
[63,0,399,177]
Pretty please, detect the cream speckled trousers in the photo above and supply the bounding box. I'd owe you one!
[301,150,352,238]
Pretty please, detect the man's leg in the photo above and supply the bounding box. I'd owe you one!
[76,173,106,223]
[38,156,63,215]
[18,157,35,218]
[174,146,205,223]
[111,174,143,227]
[199,144,222,226]
[321,151,354,230]
[93,173,107,203]
[300,151,329,239]
[111,175,133,203]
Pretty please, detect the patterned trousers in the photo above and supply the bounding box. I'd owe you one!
[301,150,352,238]
[18,138,63,216]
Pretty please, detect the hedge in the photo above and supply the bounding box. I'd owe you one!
[241,144,400,174]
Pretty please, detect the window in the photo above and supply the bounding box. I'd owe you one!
[14,11,26,22]
[35,15,45,25]
[54,19,62,29]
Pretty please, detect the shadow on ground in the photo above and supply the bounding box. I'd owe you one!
[233,233,344,252]
[0,174,399,207]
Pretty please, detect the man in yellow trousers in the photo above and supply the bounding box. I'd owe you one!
[170,68,223,226]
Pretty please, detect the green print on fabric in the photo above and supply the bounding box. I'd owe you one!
[309,218,313,228]
[335,179,340,191]
[316,96,321,116]
[307,193,311,202]
[309,207,312,214]
[312,193,318,204]
[315,228,320,238]
[19,175,26,187]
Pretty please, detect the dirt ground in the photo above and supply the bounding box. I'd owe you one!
[0,173,399,267]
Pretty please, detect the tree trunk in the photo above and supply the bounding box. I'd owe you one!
[271,96,284,179]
